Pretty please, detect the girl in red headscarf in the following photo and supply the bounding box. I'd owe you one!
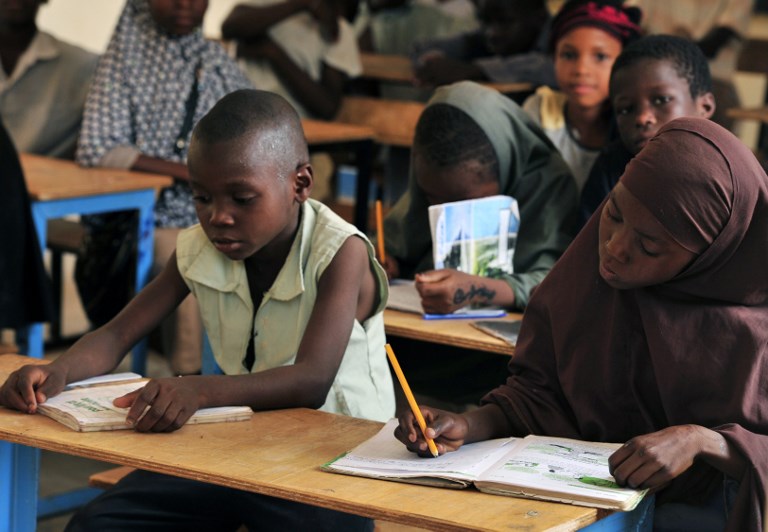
[396,118,768,531]
[523,0,643,193]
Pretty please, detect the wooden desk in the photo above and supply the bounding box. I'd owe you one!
[726,106,768,124]
[0,354,644,532]
[20,154,172,367]
[302,120,376,231]
[384,309,519,356]
[360,52,533,95]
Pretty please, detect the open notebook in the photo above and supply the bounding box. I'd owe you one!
[38,380,252,432]
[323,420,647,511]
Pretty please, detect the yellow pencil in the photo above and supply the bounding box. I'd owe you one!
[385,343,439,458]
[375,199,386,263]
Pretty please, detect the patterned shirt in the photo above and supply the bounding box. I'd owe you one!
[77,0,253,228]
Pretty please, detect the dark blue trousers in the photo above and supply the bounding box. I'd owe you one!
[65,469,374,532]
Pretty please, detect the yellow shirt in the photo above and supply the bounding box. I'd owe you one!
[176,199,395,421]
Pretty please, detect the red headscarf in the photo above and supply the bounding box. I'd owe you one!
[549,0,643,50]
[485,118,768,531]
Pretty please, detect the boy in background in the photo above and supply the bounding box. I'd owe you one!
[0,0,97,158]
[580,34,716,224]
[1,89,393,530]
[410,0,556,90]
[222,0,361,120]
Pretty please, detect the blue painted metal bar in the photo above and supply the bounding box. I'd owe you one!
[580,494,654,531]
[0,442,40,532]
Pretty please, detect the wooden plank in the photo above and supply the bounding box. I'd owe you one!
[726,106,768,123]
[302,119,375,145]
[0,354,602,531]
[21,154,173,201]
[88,465,136,490]
[384,309,519,356]
[360,53,532,95]
[336,96,425,147]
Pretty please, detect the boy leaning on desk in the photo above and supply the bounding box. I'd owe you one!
[0,89,394,531]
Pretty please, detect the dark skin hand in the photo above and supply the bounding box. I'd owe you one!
[609,424,746,491]
[395,403,511,457]
[414,269,514,313]
[414,53,487,88]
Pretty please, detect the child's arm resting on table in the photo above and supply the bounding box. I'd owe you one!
[117,235,376,432]
[0,253,190,414]
[415,270,515,314]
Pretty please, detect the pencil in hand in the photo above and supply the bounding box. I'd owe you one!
[385,343,439,458]
[375,199,387,263]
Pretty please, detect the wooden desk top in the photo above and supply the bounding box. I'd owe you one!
[726,106,768,124]
[21,153,173,202]
[302,119,375,145]
[0,354,600,531]
[360,52,533,95]
[384,309,519,356]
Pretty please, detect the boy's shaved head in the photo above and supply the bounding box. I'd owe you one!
[611,35,713,98]
[192,89,309,175]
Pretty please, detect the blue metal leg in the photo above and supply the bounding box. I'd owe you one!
[0,441,40,532]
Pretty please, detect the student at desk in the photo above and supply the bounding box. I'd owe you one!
[382,80,577,406]
[410,0,556,91]
[75,0,252,375]
[396,118,768,531]
[1,89,393,530]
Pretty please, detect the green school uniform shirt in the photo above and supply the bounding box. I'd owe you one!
[177,199,395,422]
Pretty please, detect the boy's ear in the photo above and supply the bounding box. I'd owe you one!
[294,164,313,202]
[697,92,716,119]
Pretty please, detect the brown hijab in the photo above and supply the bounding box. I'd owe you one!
[485,118,768,531]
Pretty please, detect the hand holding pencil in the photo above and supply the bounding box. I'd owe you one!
[385,343,439,457]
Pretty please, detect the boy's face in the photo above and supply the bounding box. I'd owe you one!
[598,183,697,290]
[477,0,542,56]
[149,0,207,36]
[611,59,715,155]
[554,26,622,111]
[413,152,499,206]
[187,133,311,262]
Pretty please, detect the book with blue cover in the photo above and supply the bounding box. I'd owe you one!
[428,195,520,277]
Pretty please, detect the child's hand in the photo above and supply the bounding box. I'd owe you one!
[415,269,485,314]
[114,377,205,433]
[381,256,400,280]
[305,0,339,42]
[0,365,67,414]
[608,425,703,491]
[394,406,469,456]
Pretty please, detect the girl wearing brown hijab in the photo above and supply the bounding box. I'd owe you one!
[395,117,768,531]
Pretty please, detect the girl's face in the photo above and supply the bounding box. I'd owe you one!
[554,26,622,111]
[598,183,697,290]
[149,0,208,36]
[611,59,715,155]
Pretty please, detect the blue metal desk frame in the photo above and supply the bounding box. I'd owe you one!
[4,188,158,529]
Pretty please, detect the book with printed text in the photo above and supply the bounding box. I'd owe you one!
[323,420,647,511]
[37,381,252,432]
